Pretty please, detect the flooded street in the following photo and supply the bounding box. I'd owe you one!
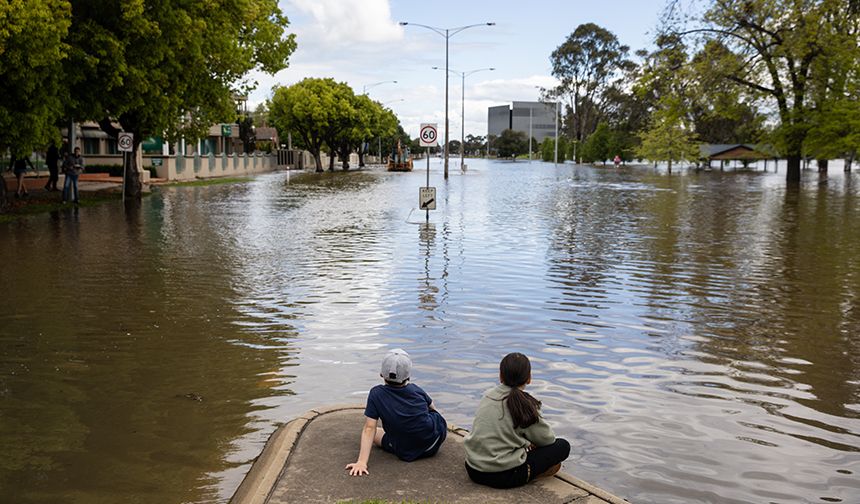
[1,159,859,504]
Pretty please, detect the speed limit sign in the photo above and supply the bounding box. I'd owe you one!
[419,123,438,147]
[118,132,134,152]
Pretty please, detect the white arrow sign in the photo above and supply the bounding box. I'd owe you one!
[419,186,436,210]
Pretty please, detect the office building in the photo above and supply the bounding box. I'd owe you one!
[487,101,558,143]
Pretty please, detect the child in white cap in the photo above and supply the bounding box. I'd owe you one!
[346,348,447,476]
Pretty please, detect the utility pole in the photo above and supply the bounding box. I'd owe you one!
[433,66,494,171]
[400,21,495,179]
[554,100,558,164]
[528,107,533,162]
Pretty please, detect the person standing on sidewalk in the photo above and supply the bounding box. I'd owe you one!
[9,152,35,198]
[62,147,85,204]
[45,143,60,191]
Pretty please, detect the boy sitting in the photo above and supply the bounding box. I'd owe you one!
[346,349,447,476]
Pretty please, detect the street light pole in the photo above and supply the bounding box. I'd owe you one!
[460,71,465,170]
[445,30,449,177]
[433,66,494,172]
[379,98,404,164]
[536,86,559,164]
[362,80,397,95]
[554,100,559,165]
[362,81,397,165]
[400,21,495,179]
[528,107,533,162]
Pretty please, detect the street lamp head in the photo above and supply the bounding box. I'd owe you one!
[489,67,496,71]
[399,22,408,26]
[487,22,496,26]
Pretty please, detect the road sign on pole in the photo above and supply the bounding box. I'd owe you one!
[419,186,436,210]
[118,132,134,152]
[419,123,438,147]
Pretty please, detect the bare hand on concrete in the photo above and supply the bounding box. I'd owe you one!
[345,461,369,476]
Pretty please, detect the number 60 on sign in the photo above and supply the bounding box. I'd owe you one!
[419,123,438,147]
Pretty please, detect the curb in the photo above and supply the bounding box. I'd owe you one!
[230,404,629,504]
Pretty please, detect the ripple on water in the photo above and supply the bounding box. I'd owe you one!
[1,163,859,503]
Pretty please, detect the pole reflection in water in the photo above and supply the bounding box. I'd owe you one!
[418,223,438,312]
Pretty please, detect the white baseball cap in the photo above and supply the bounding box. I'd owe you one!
[380,348,412,384]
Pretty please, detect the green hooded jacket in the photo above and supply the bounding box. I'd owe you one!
[464,384,557,472]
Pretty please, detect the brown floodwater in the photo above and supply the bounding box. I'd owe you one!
[1,160,858,504]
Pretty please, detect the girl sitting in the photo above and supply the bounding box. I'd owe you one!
[464,352,570,488]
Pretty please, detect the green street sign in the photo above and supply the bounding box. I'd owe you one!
[221,124,232,137]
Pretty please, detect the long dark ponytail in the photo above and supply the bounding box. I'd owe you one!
[500,353,542,429]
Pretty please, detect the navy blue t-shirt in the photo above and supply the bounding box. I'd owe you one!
[364,383,445,461]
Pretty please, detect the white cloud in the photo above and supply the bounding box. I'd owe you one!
[246,3,561,140]
[471,75,559,101]
[288,0,403,46]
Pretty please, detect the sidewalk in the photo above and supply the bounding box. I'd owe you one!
[4,172,165,192]
[231,405,629,504]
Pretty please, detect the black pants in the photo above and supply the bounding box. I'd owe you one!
[465,438,570,489]
[46,166,58,189]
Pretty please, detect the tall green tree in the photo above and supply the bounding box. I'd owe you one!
[637,96,700,173]
[65,0,296,197]
[689,41,766,144]
[269,78,356,172]
[550,23,632,147]
[804,2,860,172]
[0,0,71,208]
[540,137,568,163]
[581,122,612,164]
[338,97,397,169]
[671,0,857,182]
[253,102,270,128]
[464,134,486,156]
[495,129,528,160]
[380,123,411,162]
[335,93,372,170]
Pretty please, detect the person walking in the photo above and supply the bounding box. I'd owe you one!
[45,143,60,191]
[62,146,85,204]
[9,153,35,198]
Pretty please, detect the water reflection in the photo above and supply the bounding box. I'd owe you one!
[418,223,438,312]
[1,162,859,504]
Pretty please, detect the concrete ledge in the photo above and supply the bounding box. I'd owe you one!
[231,405,630,504]
[230,404,362,504]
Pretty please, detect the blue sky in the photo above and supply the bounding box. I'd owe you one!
[252,1,666,138]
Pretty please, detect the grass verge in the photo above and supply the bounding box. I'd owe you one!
[165,177,252,187]
[0,191,130,223]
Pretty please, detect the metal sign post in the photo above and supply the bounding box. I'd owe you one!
[425,148,430,222]
[418,124,438,223]
[118,132,134,201]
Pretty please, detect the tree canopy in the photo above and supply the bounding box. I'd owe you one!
[269,78,402,172]
[495,129,528,160]
[0,0,70,155]
[1,0,296,203]
[66,0,296,195]
[668,0,859,181]
[550,23,632,145]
